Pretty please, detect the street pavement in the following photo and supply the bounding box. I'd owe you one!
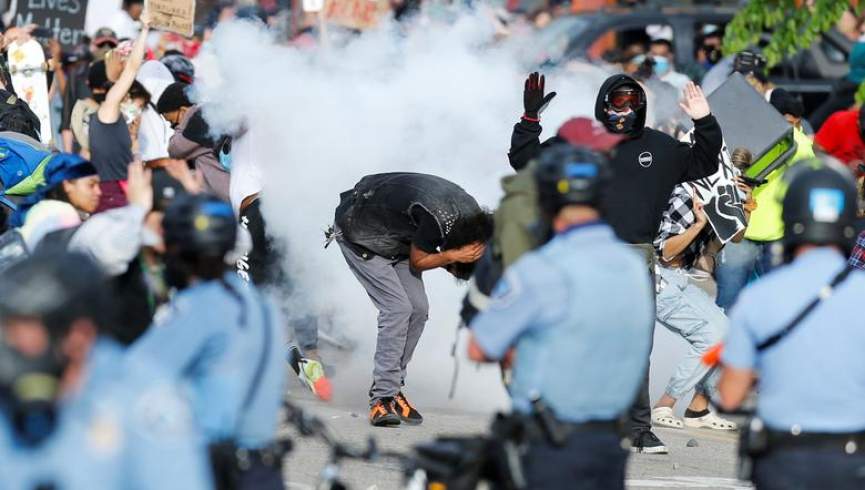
[282,371,748,490]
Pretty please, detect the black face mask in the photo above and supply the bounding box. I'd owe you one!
[605,110,638,134]
[0,339,66,447]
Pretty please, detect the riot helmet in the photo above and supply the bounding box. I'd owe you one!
[162,194,237,288]
[781,159,858,259]
[0,252,109,446]
[534,143,612,217]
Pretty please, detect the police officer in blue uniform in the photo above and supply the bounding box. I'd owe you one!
[129,194,288,490]
[0,252,211,490]
[467,144,655,489]
[719,159,865,489]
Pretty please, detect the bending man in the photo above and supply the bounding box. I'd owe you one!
[332,172,493,427]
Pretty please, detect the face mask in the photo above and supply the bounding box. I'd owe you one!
[120,101,142,125]
[0,338,66,447]
[652,55,671,76]
[703,46,721,64]
[605,110,638,134]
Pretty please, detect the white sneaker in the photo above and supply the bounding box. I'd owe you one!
[684,411,737,431]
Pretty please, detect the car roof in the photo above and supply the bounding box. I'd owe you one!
[572,5,739,21]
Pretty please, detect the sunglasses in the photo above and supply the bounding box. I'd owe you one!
[608,91,643,111]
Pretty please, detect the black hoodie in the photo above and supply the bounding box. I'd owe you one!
[507,74,723,244]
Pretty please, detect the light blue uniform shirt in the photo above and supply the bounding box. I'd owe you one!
[129,273,287,448]
[0,339,211,490]
[723,248,865,432]
[470,222,654,423]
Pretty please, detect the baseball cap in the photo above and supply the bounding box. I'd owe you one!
[92,27,118,47]
[556,117,625,154]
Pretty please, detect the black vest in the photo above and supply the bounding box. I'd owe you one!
[335,173,481,258]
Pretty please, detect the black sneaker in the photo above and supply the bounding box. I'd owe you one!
[631,430,668,454]
[369,398,401,427]
[394,392,423,425]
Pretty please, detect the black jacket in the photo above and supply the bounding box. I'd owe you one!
[507,74,723,244]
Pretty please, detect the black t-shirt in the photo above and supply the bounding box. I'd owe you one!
[89,113,133,181]
[410,207,444,254]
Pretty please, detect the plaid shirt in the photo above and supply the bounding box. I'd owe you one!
[850,231,865,270]
[654,184,715,269]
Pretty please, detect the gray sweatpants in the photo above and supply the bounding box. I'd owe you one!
[338,241,429,402]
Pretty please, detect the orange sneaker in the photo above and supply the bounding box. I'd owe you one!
[369,398,401,427]
[394,392,423,425]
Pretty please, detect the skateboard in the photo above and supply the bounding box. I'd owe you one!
[8,40,52,146]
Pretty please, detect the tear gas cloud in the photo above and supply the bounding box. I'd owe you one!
[194,10,687,412]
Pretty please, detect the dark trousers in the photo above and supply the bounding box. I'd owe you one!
[626,243,656,436]
[238,199,318,351]
[523,428,628,490]
[237,460,285,490]
[753,447,865,489]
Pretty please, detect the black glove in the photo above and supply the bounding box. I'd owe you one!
[523,72,556,120]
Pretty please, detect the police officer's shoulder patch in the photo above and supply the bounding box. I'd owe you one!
[490,269,523,310]
[131,383,195,441]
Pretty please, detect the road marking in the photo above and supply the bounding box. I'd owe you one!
[627,476,752,488]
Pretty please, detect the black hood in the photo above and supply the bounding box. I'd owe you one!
[594,74,647,137]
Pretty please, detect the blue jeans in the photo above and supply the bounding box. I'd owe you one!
[657,266,728,399]
[715,239,784,311]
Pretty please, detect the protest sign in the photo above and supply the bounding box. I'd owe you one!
[324,0,390,30]
[14,0,89,47]
[681,131,747,243]
[145,0,194,37]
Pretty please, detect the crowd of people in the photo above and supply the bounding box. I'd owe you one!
[0,1,864,489]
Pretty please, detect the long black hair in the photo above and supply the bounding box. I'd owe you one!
[441,210,494,251]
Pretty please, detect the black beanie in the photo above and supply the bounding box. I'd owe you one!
[156,82,192,114]
[769,88,804,119]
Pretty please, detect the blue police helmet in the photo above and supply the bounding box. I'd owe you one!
[781,158,858,257]
[162,194,237,259]
[534,143,612,216]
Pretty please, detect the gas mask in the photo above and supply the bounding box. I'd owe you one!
[120,101,143,125]
[605,110,638,134]
[0,335,66,447]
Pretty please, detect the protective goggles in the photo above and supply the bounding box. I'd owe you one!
[606,90,644,111]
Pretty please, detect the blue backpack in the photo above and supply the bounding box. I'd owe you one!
[0,132,53,209]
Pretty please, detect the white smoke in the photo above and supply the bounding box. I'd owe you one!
[192,9,688,412]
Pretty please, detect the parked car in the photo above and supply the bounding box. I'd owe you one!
[522,6,853,116]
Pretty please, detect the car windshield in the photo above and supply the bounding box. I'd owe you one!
[518,16,590,67]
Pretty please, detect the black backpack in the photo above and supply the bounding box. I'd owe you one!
[0,90,41,141]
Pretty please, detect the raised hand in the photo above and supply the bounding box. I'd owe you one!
[679,81,710,120]
[523,72,557,119]
[126,160,154,211]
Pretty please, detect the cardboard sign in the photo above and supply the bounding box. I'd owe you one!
[324,0,389,30]
[14,0,89,47]
[681,131,747,243]
[145,0,194,37]
[303,0,325,12]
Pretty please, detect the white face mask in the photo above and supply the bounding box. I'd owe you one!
[120,101,143,125]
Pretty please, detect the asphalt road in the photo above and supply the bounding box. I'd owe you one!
[281,370,748,490]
